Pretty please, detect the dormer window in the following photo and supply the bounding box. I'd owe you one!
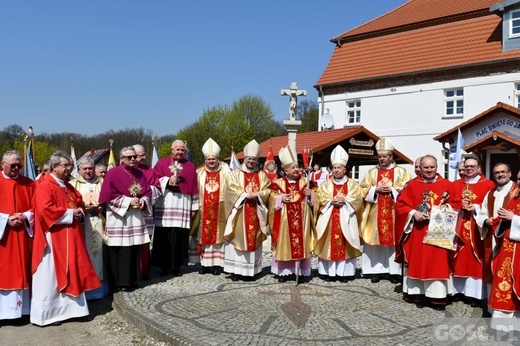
[510,10,520,37]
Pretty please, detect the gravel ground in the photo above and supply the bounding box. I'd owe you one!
[0,295,170,346]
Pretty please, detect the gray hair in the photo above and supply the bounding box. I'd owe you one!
[77,156,95,168]
[49,150,72,167]
[171,140,186,149]
[133,144,145,153]
[2,150,21,162]
[119,146,136,157]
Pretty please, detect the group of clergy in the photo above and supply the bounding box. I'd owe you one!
[3,133,520,333]
[191,136,520,333]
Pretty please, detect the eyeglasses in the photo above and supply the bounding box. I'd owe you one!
[122,155,137,160]
[464,165,478,169]
[57,163,73,168]
[5,163,23,169]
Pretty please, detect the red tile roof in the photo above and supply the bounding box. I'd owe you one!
[317,0,520,86]
[334,0,497,40]
[234,126,412,164]
[235,127,364,159]
[434,102,520,142]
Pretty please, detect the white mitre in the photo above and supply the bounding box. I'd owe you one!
[330,145,349,166]
[243,139,261,158]
[202,138,221,157]
[278,146,297,169]
[375,137,394,155]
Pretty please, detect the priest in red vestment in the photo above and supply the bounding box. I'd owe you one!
[31,150,101,326]
[0,150,35,321]
[452,157,495,306]
[396,155,458,310]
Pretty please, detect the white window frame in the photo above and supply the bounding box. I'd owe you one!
[346,100,361,124]
[351,165,359,180]
[515,83,520,108]
[444,88,464,118]
[510,10,520,38]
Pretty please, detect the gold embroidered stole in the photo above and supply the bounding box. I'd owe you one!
[376,168,395,245]
[200,171,220,244]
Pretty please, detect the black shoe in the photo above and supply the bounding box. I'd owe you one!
[159,270,169,277]
[371,275,381,283]
[339,276,354,283]
[430,304,446,311]
[172,268,183,277]
[319,274,332,282]
[482,310,492,318]
[212,266,223,275]
[278,276,289,282]
[229,274,239,281]
[199,266,211,275]
[389,275,400,284]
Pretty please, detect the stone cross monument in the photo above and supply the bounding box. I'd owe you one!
[281,82,305,153]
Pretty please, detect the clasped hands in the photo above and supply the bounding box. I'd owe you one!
[331,195,346,207]
[376,185,392,195]
[8,213,27,227]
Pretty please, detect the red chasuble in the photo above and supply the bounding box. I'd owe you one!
[396,174,457,280]
[271,177,305,259]
[32,177,101,297]
[452,176,495,279]
[376,168,395,246]
[243,172,261,251]
[489,198,520,312]
[330,184,349,261]
[200,171,220,245]
[0,174,34,290]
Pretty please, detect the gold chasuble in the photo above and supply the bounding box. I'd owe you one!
[314,178,364,261]
[268,176,316,261]
[224,168,271,252]
[360,165,411,246]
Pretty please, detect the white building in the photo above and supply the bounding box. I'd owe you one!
[315,0,520,179]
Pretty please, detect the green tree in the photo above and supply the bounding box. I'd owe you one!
[296,99,319,133]
[176,95,284,166]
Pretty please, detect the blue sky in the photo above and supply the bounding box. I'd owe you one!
[1,1,407,137]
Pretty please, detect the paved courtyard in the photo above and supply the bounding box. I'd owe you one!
[113,253,490,346]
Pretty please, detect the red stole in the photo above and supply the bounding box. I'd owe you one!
[243,172,261,251]
[271,178,305,259]
[489,198,520,311]
[330,184,348,260]
[483,184,518,283]
[200,171,220,245]
[376,168,395,246]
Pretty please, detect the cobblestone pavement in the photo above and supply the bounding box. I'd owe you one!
[113,253,509,346]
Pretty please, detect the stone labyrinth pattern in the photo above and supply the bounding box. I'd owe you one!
[122,271,472,346]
